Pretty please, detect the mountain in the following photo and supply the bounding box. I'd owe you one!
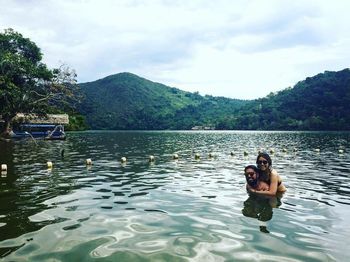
[78,69,350,131]
[78,72,247,130]
[230,68,350,130]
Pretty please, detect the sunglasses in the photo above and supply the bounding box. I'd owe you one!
[257,160,268,165]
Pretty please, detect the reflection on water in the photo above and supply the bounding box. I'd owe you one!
[241,194,283,234]
[0,131,350,261]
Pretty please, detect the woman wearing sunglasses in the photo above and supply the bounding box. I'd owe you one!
[247,152,286,196]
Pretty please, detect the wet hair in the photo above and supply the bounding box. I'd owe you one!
[244,165,259,173]
[256,152,272,166]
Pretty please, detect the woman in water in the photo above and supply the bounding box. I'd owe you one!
[247,152,286,196]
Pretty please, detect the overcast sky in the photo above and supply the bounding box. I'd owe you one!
[1,0,349,99]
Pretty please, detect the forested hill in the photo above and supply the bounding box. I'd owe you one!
[78,72,247,130]
[229,68,350,130]
[78,69,350,130]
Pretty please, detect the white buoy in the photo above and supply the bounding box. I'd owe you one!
[1,164,7,171]
[339,149,344,154]
[86,158,92,165]
[173,153,179,160]
[47,161,53,169]
[282,148,287,152]
[315,148,320,152]
[195,153,200,160]
[149,155,155,162]
[121,157,127,163]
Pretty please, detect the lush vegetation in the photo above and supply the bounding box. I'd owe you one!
[78,73,247,130]
[0,28,85,136]
[79,69,350,131]
[228,69,350,130]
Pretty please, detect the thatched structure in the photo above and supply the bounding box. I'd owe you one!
[13,113,69,125]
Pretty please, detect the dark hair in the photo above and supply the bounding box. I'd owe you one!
[244,165,259,173]
[256,152,272,166]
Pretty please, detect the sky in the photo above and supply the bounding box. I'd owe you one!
[1,0,350,99]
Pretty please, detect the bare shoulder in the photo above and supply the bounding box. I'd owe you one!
[271,169,279,176]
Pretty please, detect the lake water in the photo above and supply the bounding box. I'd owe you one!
[0,131,349,261]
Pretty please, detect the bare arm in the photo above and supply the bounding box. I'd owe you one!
[251,170,279,196]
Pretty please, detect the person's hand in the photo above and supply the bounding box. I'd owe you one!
[246,184,256,193]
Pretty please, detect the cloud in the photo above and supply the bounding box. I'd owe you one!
[1,0,350,99]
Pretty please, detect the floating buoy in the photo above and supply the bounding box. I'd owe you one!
[315,148,320,152]
[1,164,7,171]
[149,155,155,162]
[208,152,214,158]
[282,148,287,152]
[230,151,234,156]
[47,161,53,169]
[173,153,179,160]
[121,157,127,163]
[244,151,248,156]
[86,158,92,165]
[195,153,200,160]
[269,148,275,154]
[339,149,344,154]
[293,148,298,152]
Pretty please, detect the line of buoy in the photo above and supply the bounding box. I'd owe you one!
[23,147,346,172]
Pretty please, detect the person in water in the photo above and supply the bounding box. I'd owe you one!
[247,152,286,196]
[244,165,270,192]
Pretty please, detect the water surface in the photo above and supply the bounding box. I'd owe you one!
[0,131,349,261]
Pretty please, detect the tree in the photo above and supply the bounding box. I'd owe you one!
[0,28,80,137]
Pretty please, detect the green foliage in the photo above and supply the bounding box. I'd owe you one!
[78,73,247,130]
[79,69,350,131]
[231,69,350,130]
[66,114,88,131]
[0,28,53,122]
[80,73,244,130]
[0,28,81,134]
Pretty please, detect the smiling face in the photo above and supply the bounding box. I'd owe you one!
[257,156,269,172]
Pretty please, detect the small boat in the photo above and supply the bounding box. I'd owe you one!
[12,124,66,140]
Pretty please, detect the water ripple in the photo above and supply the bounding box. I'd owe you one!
[0,131,349,261]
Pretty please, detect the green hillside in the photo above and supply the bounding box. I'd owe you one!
[78,72,247,130]
[230,69,350,130]
[78,69,350,131]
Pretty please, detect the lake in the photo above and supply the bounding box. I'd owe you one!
[0,131,349,261]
